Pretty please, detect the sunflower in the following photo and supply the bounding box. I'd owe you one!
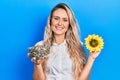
[85,34,104,52]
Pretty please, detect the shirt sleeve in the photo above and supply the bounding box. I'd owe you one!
[35,40,44,46]
[80,41,83,46]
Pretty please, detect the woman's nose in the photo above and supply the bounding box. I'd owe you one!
[58,20,62,25]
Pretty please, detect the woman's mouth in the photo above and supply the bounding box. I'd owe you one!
[55,26,64,30]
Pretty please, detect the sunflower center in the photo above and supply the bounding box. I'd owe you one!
[90,39,98,47]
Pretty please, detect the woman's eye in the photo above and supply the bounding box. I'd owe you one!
[63,19,68,22]
[54,17,59,20]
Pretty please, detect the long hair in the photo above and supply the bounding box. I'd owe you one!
[42,3,86,80]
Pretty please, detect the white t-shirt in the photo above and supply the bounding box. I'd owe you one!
[35,40,73,80]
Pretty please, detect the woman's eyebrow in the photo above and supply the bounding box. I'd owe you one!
[53,16,68,19]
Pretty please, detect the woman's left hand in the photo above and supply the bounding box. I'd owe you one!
[89,51,101,60]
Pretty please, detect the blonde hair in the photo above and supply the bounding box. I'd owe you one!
[42,3,86,80]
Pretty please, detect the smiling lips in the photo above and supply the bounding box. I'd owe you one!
[55,26,64,30]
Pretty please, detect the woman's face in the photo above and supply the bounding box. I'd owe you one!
[51,8,69,37]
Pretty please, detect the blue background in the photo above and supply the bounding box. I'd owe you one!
[0,0,120,80]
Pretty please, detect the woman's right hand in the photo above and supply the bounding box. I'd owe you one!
[27,53,44,65]
[28,52,45,80]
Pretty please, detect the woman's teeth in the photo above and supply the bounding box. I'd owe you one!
[56,27,63,30]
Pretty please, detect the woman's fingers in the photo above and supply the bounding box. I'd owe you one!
[89,51,101,59]
[28,52,44,65]
[36,59,41,65]
[27,53,31,58]
[31,57,36,63]
[31,57,44,65]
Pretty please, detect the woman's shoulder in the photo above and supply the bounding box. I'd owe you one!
[35,40,44,46]
[80,41,83,45]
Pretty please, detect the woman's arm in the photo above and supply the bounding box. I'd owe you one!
[79,52,101,80]
[33,64,45,80]
[29,54,45,80]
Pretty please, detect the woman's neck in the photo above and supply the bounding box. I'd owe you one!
[54,35,65,45]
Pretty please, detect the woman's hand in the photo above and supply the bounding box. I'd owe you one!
[27,53,44,65]
[79,51,101,80]
[27,53,45,80]
[89,51,101,60]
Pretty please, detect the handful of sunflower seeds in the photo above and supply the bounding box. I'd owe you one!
[28,45,50,60]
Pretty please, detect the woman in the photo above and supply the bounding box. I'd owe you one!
[28,3,101,80]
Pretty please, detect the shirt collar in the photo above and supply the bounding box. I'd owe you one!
[52,39,66,46]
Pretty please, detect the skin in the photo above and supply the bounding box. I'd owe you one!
[78,51,101,80]
[28,8,101,80]
[51,8,69,44]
